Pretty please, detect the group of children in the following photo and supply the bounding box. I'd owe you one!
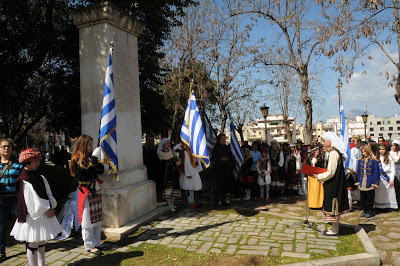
[237,137,400,219]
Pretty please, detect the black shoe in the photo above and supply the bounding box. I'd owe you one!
[0,254,6,263]
[88,248,103,255]
[360,211,366,217]
[365,212,373,218]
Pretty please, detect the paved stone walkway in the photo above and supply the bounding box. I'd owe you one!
[131,209,337,259]
[2,195,399,265]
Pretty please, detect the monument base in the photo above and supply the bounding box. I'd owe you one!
[102,206,169,240]
[101,179,157,229]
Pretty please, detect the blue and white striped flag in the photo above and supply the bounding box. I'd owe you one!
[339,99,350,167]
[201,111,217,154]
[230,122,244,172]
[180,91,210,167]
[100,47,119,180]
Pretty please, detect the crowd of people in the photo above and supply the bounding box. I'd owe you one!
[143,132,400,237]
[0,131,399,263]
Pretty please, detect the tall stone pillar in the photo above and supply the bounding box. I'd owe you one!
[70,1,161,239]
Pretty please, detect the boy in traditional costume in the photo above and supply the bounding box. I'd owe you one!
[178,143,202,208]
[11,148,62,265]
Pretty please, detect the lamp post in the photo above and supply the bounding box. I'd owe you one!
[361,112,369,141]
[260,104,269,143]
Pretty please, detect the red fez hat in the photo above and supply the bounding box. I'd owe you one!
[19,148,42,164]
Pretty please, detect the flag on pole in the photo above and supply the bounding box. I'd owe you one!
[201,111,217,154]
[99,46,119,180]
[180,89,210,167]
[339,99,350,167]
[230,122,244,172]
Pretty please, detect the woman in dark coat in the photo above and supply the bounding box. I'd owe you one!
[314,132,350,236]
[210,133,234,207]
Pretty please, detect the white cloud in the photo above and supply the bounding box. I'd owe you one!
[317,47,400,121]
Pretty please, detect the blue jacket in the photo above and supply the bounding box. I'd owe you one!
[356,158,380,191]
[0,157,23,197]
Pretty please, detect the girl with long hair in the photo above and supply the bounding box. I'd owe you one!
[356,144,380,218]
[70,135,104,255]
[374,145,398,209]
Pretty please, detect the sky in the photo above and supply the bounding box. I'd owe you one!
[314,47,399,123]
[240,5,400,125]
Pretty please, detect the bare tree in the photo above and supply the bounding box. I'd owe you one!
[316,0,400,105]
[229,78,261,143]
[226,0,332,144]
[263,65,302,144]
[197,0,256,133]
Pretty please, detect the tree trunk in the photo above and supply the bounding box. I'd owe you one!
[396,68,400,105]
[168,104,180,138]
[220,108,227,133]
[394,0,400,104]
[237,124,245,144]
[300,73,312,144]
[283,119,293,144]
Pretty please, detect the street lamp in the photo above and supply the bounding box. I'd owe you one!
[361,112,369,141]
[260,104,269,143]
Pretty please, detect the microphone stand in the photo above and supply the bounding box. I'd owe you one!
[286,152,320,232]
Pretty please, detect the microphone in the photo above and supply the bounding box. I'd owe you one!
[307,146,321,153]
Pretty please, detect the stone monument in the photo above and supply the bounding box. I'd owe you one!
[70,1,165,240]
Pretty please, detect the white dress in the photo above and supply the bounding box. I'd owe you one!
[390,151,400,179]
[374,156,398,209]
[10,176,62,242]
[257,158,271,185]
[179,150,203,191]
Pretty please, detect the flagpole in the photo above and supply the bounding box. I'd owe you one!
[336,79,342,115]
[336,79,342,133]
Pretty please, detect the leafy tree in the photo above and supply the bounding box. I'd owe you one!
[0,0,195,145]
[0,0,80,145]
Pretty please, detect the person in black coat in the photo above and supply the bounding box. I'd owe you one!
[210,133,234,207]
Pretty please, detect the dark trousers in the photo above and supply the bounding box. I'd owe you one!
[214,184,227,205]
[394,178,400,210]
[360,190,375,213]
[0,197,17,254]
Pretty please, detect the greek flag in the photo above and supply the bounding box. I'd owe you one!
[201,111,217,153]
[180,91,210,167]
[230,122,244,172]
[339,99,350,167]
[99,47,119,180]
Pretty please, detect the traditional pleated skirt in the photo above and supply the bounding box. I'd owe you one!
[11,215,62,242]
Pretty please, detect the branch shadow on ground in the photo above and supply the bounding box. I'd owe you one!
[136,219,242,242]
[69,251,144,266]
